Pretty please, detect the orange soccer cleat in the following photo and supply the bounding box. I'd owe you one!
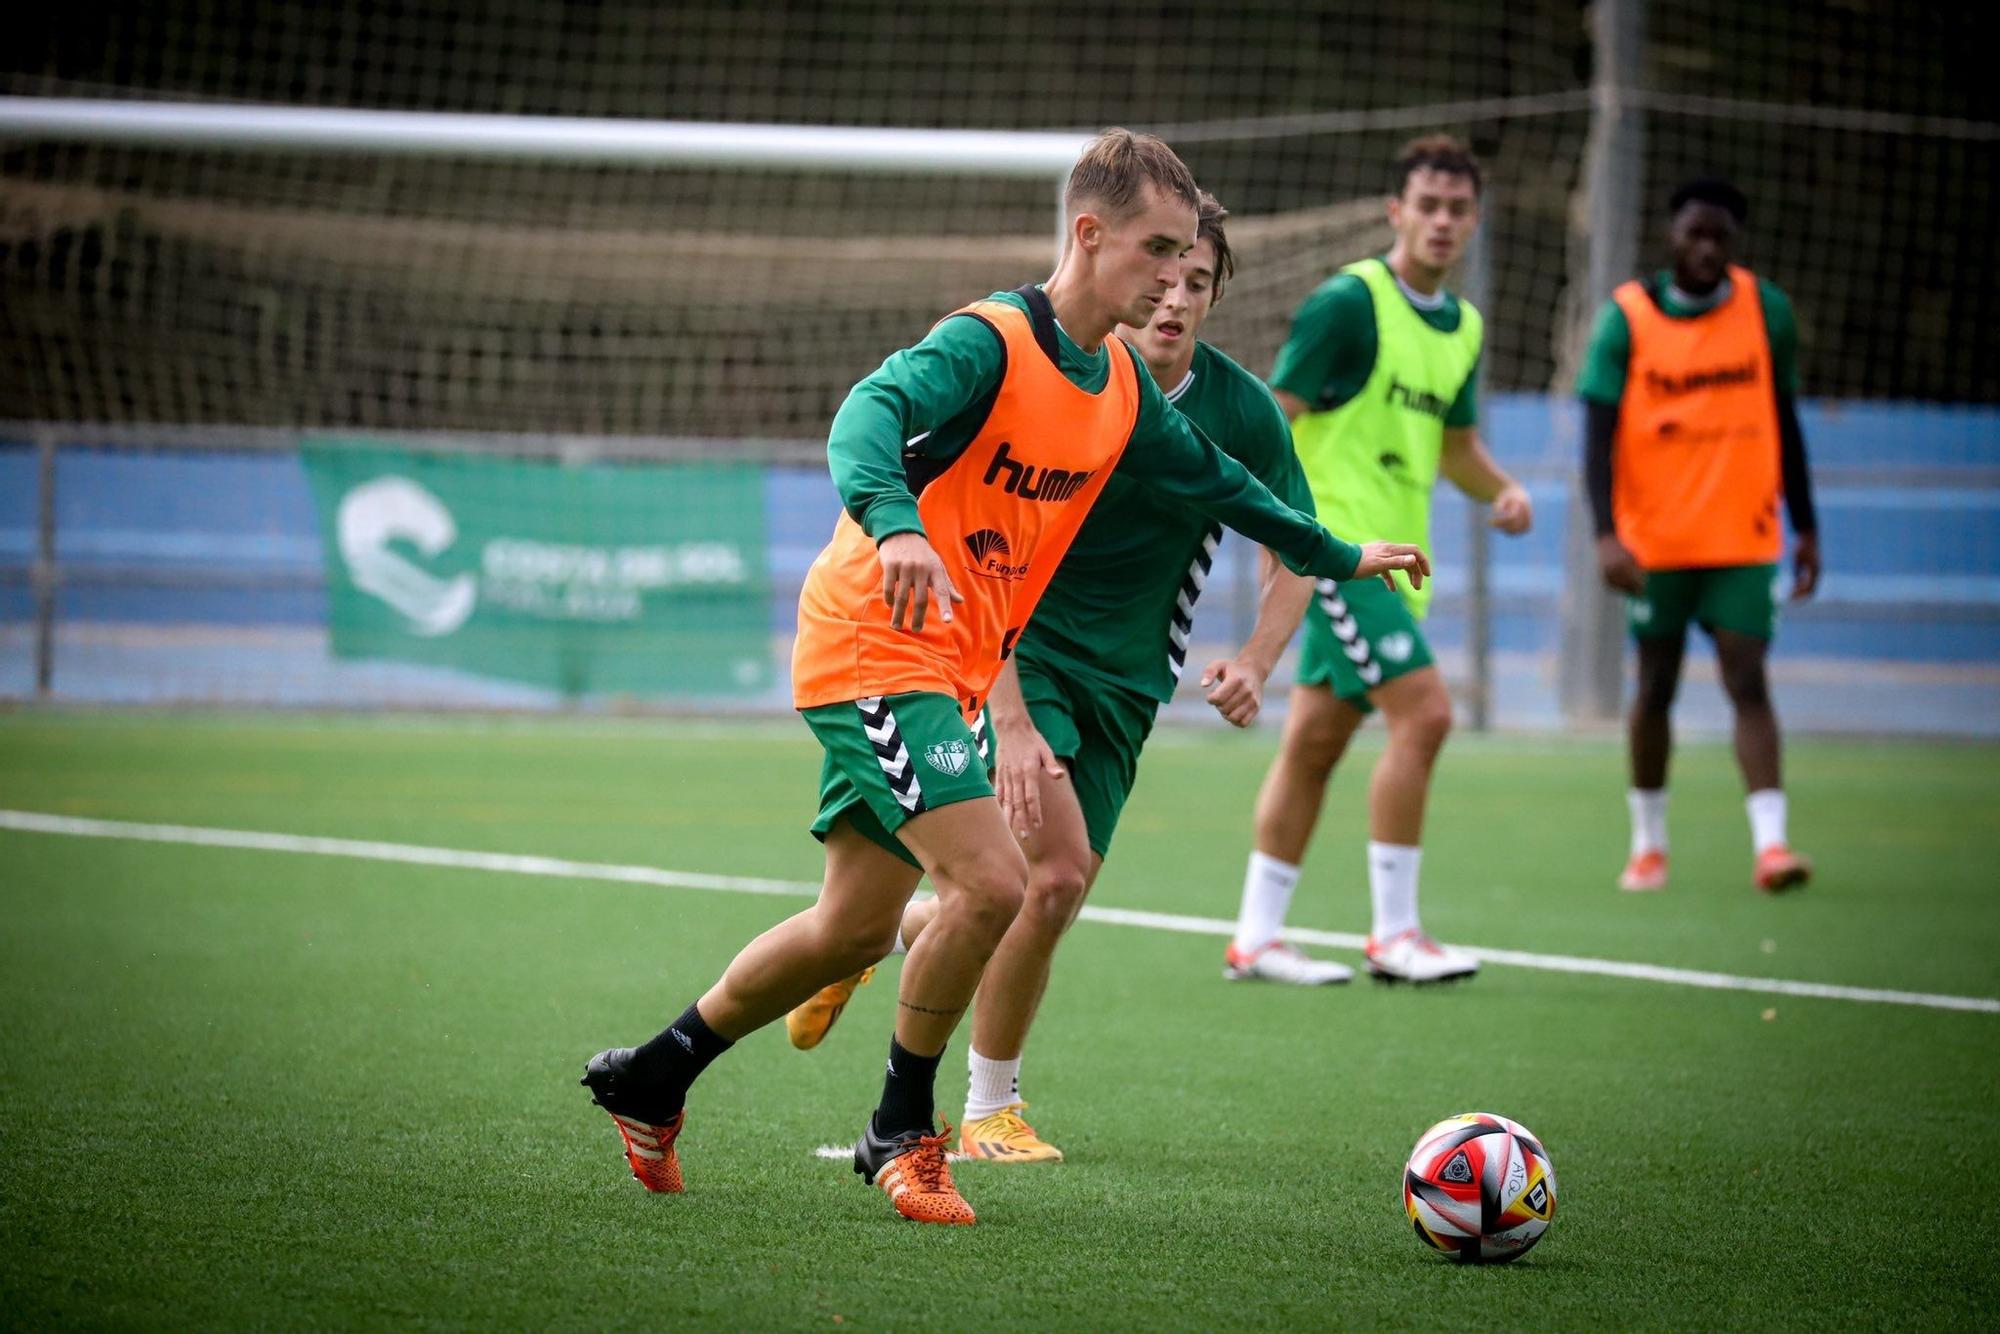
[853,1119,976,1225]
[1754,845,1813,893]
[1619,849,1669,892]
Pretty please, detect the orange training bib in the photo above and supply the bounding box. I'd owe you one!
[792,292,1142,715]
[1611,265,1784,569]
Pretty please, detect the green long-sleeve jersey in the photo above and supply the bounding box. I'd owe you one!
[1018,339,1315,702]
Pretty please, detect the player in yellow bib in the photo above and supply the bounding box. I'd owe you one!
[1228,136,1535,984]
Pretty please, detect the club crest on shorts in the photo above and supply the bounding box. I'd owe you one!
[1379,631,1415,664]
[923,739,971,776]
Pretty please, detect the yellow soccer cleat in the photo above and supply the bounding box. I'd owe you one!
[785,965,874,1050]
[956,1103,1065,1164]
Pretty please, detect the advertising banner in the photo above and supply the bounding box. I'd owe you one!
[303,442,772,696]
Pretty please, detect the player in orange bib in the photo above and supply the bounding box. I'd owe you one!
[1581,178,1822,895]
[580,129,1427,1225]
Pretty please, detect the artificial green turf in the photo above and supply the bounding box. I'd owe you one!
[2,714,1997,1328]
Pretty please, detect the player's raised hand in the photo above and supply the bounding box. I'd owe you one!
[1489,482,1534,535]
[1791,533,1822,601]
[1353,541,1430,591]
[1201,657,1268,728]
[876,532,963,632]
[1595,534,1645,595]
[994,723,1066,837]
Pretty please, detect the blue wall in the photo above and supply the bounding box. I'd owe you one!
[4,396,1996,682]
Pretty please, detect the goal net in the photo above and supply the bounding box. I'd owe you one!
[2,1,1992,730]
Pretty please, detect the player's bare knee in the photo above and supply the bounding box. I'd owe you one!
[938,846,1028,936]
[857,919,901,965]
[1024,859,1090,932]
[1281,718,1344,780]
[1418,696,1455,750]
[1251,805,1293,852]
[1634,679,1678,717]
[814,908,900,972]
[956,885,1024,943]
[1393,689,1453,756]
[1721,667,1771,711]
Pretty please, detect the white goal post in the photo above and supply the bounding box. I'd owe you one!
[0,95,1088,246]
[0,96,1089,173]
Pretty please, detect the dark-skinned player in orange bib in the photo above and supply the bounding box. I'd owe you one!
[1581,177,1822,896]
[579,129,1428,1226]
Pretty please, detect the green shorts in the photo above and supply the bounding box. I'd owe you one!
[1014,648,1161,860]
[1297,577,1435,711]
[802,692,995,869]
[1628,563,1781,641]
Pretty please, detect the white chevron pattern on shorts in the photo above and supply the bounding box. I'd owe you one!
[857,696,924,812]
[1317,578,1383,687]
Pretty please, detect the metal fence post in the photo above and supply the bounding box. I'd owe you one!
[33,432,57,698]
[1557,0,1646,724]
[1460,196,1495,730]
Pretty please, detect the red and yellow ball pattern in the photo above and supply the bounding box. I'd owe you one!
[1403,1112,1558,1264]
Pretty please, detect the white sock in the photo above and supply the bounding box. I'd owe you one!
[964,1048,1021,1121]
[1628,788,1669,856]
[1368,841,1422,941]
[1747,789,1788,853]
[1233,852,1300,954]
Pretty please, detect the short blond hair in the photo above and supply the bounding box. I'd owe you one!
[1064,128,1200,221]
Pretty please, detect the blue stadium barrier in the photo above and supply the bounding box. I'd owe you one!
[3,395,1995,728]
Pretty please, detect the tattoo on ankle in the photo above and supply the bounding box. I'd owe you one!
[897,999,965,1018]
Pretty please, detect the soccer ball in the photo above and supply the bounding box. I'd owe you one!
[1402,1112,1557,1264]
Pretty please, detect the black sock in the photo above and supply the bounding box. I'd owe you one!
[628,1002,733,1118]
[871,1037,945,1140]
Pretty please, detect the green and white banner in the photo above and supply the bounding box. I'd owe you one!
[303,442,772,696]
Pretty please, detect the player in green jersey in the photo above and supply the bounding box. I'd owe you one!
[788,193,1410,1161]
[1229,135,1535,985]
[587,131,1422,1227]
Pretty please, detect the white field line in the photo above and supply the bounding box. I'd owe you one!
[815,1145,980,1164]
[4,809,1996,1016]
[0,809,810,897]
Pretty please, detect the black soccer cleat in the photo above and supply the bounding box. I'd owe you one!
[581,1047,686,1193]
[581,1047,653,1117]
[852,1116,925,1186]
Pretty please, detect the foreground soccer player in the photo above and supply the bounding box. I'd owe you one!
[1230,135,1533,985]
[1580,177,1820,894]
[791,193,1355,1164]
[581,130,1427,1225]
